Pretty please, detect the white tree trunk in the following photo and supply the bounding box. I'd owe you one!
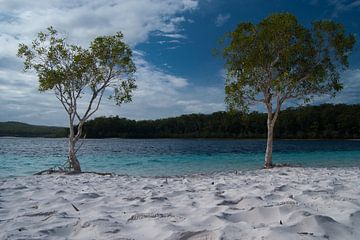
[68,121,81,172]
[263,94,282,169]
[264,118,274,169]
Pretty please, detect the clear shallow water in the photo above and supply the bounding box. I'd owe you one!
[0,138,360,177]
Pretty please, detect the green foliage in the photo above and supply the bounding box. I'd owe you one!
[17,27,136,113]
[82,104,360,139]
[222,13,356,112]
[89,32,136,104]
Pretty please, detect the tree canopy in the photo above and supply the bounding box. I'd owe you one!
[18,27,136,116]
[223,13,355,112]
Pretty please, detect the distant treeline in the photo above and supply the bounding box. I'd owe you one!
[0,122,67,138]
[83,104,360,139]
[1,104,359,139]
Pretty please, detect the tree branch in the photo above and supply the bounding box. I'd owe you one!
[84,87,106,121]
[55,85,70,114]
[244,92,265,103]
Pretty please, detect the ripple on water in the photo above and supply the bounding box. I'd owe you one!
[1,138,360,177]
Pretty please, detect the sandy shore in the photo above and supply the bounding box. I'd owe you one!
[1,167,360,239]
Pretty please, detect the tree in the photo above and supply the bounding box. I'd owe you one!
[221,13,355,168]
[18,27,136,172]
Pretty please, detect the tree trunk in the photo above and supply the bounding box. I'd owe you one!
[68,122,81,172]
[264,114,274,169]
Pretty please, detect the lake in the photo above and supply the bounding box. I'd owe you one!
[0,138,360,177]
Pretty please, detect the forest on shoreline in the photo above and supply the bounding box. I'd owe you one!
[1,104,359,139]
[0,122,67,138]
[83,104,360,139]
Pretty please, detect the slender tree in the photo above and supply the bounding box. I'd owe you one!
[221,13,355,168]
[18,27,136,172]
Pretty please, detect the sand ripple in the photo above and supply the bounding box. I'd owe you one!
[1,167,360,239]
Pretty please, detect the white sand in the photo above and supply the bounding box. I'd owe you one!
[1,167,360,239]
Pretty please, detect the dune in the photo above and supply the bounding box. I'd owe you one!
[1,167,360,239]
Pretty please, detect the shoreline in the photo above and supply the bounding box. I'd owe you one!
[1,167,360,239]
[2,165,360,180]
[1,136,360,140]
[3,165,360,180]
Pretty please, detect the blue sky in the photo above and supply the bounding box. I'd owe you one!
[0,0,359,126]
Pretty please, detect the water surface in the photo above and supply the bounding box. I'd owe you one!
[0,138,359,177]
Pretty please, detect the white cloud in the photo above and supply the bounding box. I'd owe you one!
[0,0,198,47]
[176,88,225,114]
[313,68,360,104]
[215,13,231,27]
[156,33,188,39]
[329,0,360,12]
[158,39,181,44]
[87,57,225,121]
[309,0,360,16]
[0,0,227,126]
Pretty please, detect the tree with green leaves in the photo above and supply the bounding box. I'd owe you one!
[221,13,355,168]
[18,27,136,172]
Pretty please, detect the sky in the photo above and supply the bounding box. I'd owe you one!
[0,0,359,126]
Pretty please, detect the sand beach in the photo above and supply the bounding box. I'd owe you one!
[1,167,360,239]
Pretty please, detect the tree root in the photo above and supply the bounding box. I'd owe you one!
[34,168,113,176]
[264,163,301,169]
[34,168,66,175]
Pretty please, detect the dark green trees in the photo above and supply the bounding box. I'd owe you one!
[222,13,355,168]
[80,104,360,139]
[18,27,136,172]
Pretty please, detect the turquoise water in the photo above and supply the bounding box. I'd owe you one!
[0,138,359,177]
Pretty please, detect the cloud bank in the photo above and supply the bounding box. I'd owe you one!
[0,0,225,126]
